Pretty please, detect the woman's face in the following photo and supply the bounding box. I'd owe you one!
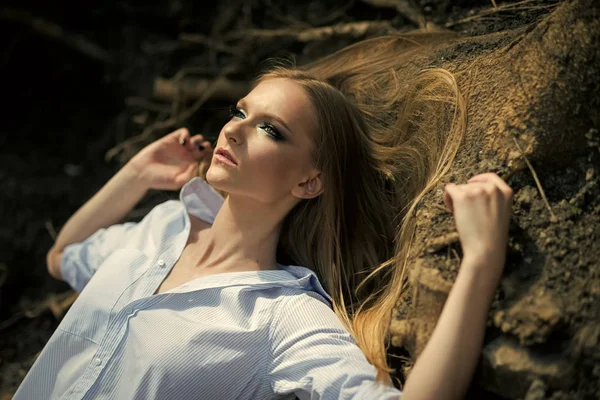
[206,77,322,204]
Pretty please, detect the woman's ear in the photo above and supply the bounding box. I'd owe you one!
[292,172,323,200]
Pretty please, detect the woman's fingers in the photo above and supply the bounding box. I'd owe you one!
[444,173,512,213]
[173,163,198,187]
[174,128,190,145]
[444,176,514,262]
[187,135,213,159]
[191,135,210,151]
[168,128,213,160]
[467,172,513,198]
[443,183,458,213]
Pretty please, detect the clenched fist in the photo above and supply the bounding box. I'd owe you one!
[443,172,514,279]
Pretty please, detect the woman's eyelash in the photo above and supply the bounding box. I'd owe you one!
[260,123,283,140]
[228,105,244,119]
[227,104,285,142]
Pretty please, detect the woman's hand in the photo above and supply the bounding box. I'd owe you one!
[126,128,213,191]
[443,172,514,281]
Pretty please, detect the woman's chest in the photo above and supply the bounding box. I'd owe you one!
[153,256,199,295]
[154,217,214,295]
[102,307,274,399]
[55,289,276,399]
[153,235,217,295]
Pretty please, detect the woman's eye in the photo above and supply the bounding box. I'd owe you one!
[228,105,245,119]
[260,124,284,141]
[228,104,285,142]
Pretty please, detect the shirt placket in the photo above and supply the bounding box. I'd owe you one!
[61,234,188,399]
[59,294,163,399]
[142,224,190,298]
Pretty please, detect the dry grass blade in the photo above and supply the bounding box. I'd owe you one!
[511,135,557,223]
[445,0,559,28]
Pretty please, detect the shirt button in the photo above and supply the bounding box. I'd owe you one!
[157,259,166,267]
[94,358,102,366]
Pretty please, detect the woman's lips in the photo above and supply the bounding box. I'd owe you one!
[215,153,237,166]
[215,147,238,165]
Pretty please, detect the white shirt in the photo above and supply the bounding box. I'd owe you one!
[13,176,403,399]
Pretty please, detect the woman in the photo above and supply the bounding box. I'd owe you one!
[15,32,513,399]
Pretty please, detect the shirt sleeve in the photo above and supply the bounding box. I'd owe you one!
[59,199,178,292]
[268,292,403,400]
[59,222,139,292]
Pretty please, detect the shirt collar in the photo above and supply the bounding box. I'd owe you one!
[174,177,334,307]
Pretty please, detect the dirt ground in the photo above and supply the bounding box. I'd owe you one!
[1,0,595,398]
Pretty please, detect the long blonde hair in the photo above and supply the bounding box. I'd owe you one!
[207,30,469,387]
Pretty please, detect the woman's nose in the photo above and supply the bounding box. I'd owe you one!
[224,120,245,144]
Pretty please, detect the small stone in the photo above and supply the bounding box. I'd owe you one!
[558,249,568,258]
[585,168,594,181]
[493,310,505,327]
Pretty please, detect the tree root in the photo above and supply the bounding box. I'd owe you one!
[230,21,398,42]
[153,77,249,102]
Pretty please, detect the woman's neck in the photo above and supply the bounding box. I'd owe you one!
[186,193,288,273]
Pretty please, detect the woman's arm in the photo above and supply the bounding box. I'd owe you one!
[50,165,148,253]
[47,128,211,279]
[47,165,148,278]
[400,172,513,400]
[400,253,501,400]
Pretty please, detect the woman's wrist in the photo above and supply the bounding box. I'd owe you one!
[458,253,504,297]
[121,160,151,191]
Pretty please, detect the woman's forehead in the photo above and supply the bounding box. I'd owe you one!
[247,78,310,110]
[244,78,317,138]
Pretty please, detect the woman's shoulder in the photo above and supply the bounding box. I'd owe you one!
[276,264,334,306]
[272,287,343,333]
[279,288,332,311]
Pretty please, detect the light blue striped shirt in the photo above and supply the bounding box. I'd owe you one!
[14,177,402,400]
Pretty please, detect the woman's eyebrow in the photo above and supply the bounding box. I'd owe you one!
[238,98,294,135]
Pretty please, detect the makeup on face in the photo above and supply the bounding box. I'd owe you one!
[229,102,287,142]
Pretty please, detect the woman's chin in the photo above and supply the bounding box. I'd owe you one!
[205,168,231,189]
